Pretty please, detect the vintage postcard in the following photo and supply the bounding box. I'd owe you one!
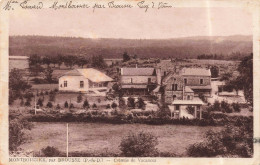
[0,0,259,164]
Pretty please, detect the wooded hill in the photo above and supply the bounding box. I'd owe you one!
[9,35,252,59]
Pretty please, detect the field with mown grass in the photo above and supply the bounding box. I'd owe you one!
[20,122,221,156]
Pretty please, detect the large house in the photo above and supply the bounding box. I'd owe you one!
[59,68,113,94]
[120,67,161,95]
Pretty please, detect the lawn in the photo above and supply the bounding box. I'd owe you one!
[20,122,221,156]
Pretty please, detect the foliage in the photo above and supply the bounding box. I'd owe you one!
[37,98,43,107]
[120,131,159,157]
[187,121,253,157]
[46,102,53,108]
[9,69,31,93]
[198,93,207,103]
[111,102,118,110]
[83,99,90,109]
[186,106,195,115]
[24,98,31,107]
[41,146,62,157]
[127,97,135,109]
[123,52,131,62]
[106,104,111,109]
[237,54,253,105]
[91,55,107,69]
[77,93,83,103]
[49,92,56,102]
[64,101,69,108]
[56,104,61,110]
[9,118,33,151]
[221,101,233,113]
[136,97,146,110]
[210,66,219,78]
[69,103,74,109]
[92,103,97,109]
[119,97,127,110]
[232,103,241,113]
[44,66,54,83]
[157,104,170,119]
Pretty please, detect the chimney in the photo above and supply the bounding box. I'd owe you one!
[156,67,162,85]
[121,68,123,75]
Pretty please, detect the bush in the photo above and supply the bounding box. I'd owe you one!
[83,99,89,109]
[137,97,146,110]
[37,98,43,107]
[56,104,61,110]
[64,101,69,108]
[92,103,97,109]
[111,102,118,110]
[106,104,111,109]
[41,146,62,157]
[127,97,135,109]
[25,99,31,107]
[221,101,233,113]
[69,103,74,109]
[46,102,53,108]
[232,103,241,113]
[186,106,195,115]
[77,93,83,103]
[120,131,159,157]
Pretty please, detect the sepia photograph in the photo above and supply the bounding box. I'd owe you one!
[3,1,255,161]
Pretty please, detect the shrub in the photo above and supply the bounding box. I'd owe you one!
[83,99,89,109]
[56,104,61,110]
[111,102,118,110]
[127,97,135,109]
[37,98,43,107]
[49,93,56,102]
[64,101,69,108]
[213,100,221,111]
[120,131,159,157]
[69,103,74,109]
[106,104,111,109]
[186,106,195,115]
[46,102,53,108]
[232,103,241,113]
[41,146,61,157]
[77,93,83,103]
[221,101,232,113]
[92,103,97,109]
[119,97,126,109]
[137,97,146,110]
[24,99,31,107]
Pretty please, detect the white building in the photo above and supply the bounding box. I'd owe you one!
[59,68,113,94]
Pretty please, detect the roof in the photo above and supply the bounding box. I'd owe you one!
[121,68,156,76]
[60,68,113,82]
[188,85,212,90]
[153,85,161,92]
[185,86,194,93]
[172,97,204,105]
[121,84,147,89]
[181,68,211,76]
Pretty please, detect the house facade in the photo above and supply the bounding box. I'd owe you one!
[120,67,161,95]
[59,68,113,94]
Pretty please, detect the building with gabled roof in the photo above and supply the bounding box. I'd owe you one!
[59,68,113,94]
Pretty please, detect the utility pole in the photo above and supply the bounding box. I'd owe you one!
[67,123,69,157]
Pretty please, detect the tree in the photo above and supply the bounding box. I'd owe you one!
[127,97,135,109]
[42,56,51,66]
[29,64,44,77]
[77,93,83,103]
[111,102,118,110]
[57,54,63,69]
[9,118,33,151]
[44,66,53,83]
[123,52,131,62]
[83,99,89,109]
[46,102,53,108]
[137,97,146,110]
[29,54,42,66]
[64,55,76,69]
[210,66,219,78]
[91,55,107,69]
[220,72,232,81]
[76,56,89,68]
[237,54,253,105]
[64,101,69,108]
[120,131,159,157]
[37,98,43,107]
[9,69,31,93]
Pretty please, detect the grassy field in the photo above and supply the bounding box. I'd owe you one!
[21,122,221,156]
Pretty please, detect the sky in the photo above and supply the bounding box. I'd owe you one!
[9,7,252,39]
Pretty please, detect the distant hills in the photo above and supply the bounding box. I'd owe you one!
[9,35,252,59]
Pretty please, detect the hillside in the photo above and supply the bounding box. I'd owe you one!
[9,35,252,59]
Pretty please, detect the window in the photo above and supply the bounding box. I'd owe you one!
[80,81,84,88]
[184,78,187,85]
[200,79,203,85]
[64,81,67,87]
[99,83,103,87]
[172,84,178,91]
[175,105,180,110]
[173,95,176,100]
[148,78,151,84]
